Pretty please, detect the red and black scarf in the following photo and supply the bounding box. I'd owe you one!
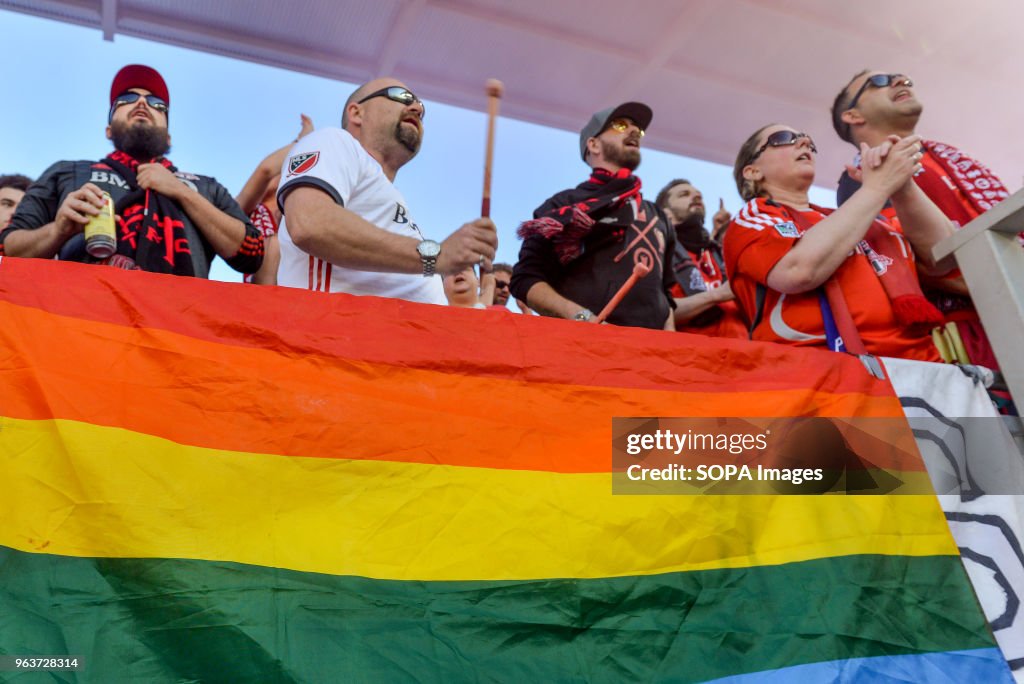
[517,168,642,264]
[104,151,198,276]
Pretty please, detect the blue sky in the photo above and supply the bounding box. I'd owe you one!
[0,9,834,282]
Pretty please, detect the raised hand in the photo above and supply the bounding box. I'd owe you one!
[137,163,186,200]
[712,198,731,237]
[55,182,105,237]
[297,114,314,140]
[860,135,923,198]
[437,217,498,274]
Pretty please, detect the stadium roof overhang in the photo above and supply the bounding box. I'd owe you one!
[4,0,1022,187]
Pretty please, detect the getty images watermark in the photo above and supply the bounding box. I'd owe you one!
[611,417,934,495]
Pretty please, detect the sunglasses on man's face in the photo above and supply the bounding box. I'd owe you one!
[357,86,425,119]
[494,280,510,290]
[111,92,168,115]
[846,74,913,112]
[606,118,645,137]
[109,92,168,123]
[749,130,817,163]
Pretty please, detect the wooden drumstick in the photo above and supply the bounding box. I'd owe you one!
[481,78,504,218]
[594,263,651,324]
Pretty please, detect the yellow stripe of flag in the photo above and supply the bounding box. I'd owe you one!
[1,417,956,581]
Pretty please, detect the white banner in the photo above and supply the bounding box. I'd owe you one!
[885,358,1024,681]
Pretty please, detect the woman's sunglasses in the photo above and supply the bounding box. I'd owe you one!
[748,130,817,163]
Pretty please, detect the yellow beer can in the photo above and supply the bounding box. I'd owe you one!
[84,192,117,258]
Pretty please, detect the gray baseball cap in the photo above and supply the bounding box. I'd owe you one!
[579,102,653,162]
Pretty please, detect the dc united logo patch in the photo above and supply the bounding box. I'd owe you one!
[287,151,320,176]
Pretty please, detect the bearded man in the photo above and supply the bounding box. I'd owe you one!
[0,65,262,277]
[275,77,497,303]
[510,102,685,330]
[656,179,747,338]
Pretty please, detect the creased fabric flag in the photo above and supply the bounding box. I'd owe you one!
[0,257,1012,683]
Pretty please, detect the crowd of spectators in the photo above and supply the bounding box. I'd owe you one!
[0,64,1013,374]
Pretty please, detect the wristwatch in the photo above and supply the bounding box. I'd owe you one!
[572,308,595,322]
[416,239,441,277]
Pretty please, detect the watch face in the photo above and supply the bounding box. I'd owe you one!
[417,240,441,258]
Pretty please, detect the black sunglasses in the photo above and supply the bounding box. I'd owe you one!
[109,92,168,122]
[846,74,913,113]
[748,130,817,163]
[357,86,425,119]
[494,279,510,289]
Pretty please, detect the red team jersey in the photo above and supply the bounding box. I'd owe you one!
[669,249,748,339]
[724,198,939,362]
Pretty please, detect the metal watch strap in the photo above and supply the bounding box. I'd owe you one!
[421,255,437,277]
[416,240,440,277]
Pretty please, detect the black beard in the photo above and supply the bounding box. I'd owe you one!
[601,139,640,171]
[394,120,421,155]
[675,212,711,252]
[110,120,170,160]
[679,211,705,231]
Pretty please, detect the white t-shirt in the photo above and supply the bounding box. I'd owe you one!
[276,128,445,304]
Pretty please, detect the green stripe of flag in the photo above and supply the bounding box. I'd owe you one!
[0,547,994,684]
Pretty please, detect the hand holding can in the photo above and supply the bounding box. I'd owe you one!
[84,192,116,258]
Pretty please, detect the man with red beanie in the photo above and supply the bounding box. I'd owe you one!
[0,64,262,277]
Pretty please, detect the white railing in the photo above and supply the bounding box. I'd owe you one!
[934,189,1024,407]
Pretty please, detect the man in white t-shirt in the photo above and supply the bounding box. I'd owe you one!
[276,77,498,304]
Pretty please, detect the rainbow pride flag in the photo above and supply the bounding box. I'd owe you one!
[0,258,1011,682]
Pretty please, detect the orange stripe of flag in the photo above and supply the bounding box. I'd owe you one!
[0,298,909,473]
